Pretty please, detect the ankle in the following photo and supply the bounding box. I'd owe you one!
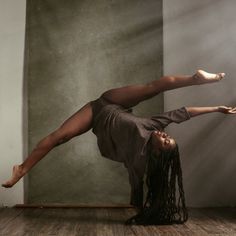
[192,72,202,85]
[18,164,27,175]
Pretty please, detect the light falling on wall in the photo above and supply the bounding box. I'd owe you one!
[163,0,236,207]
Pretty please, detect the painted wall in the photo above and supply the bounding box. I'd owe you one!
[163,0,236,207]
[26,0,163,204]
[3,0,235,207]
[0,0,26,206]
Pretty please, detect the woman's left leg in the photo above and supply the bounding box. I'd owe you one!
[2,102,93,188]
[101,70,225,108]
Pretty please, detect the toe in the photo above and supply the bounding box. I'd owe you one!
[220,72,225,78]
[218,73,225,80]
[2,182,12,188]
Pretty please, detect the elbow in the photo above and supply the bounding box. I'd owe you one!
[185,107,194,118]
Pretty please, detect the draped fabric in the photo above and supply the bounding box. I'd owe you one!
[91,96,191,207]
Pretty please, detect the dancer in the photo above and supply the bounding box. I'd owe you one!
[2,70,235,225]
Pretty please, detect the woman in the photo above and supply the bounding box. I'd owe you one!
[2,69,236,225]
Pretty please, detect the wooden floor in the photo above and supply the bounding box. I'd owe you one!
[0,207,235,236]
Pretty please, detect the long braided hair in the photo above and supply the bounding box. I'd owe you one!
[126,144,188,225]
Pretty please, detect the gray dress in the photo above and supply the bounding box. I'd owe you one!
[91,97,191,207]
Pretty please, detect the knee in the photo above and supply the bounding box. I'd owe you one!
[162,76,175,84]
[157,76,176,91]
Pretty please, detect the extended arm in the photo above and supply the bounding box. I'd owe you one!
[186,106,236,117]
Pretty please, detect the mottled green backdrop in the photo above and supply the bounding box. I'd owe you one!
[25,0,163,204]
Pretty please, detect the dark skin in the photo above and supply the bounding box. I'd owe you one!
[2,69,235,188]
[151,106,236,154]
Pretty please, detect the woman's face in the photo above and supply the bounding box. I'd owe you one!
[151,130,176,152]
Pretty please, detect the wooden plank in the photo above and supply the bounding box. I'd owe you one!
[55,208,84,236]
[0,207,5,212]
[123,208,177,236]
[123,208,185,236]
[71,208,98,236]
[191,208,232,235]
[151,224,182,236]
[0,207,235,235]
[27,208,88,236]
[201,208,236,234]
[171,222,194,236]
[94,208,114,236]
[106,208,128,236]
[185,207,236,235]
[0,208,24,231]
[184,208,210,236]
[123,208,146,236]
[0,208,42,235]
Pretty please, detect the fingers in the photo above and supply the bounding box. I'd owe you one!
[219,106,236,114]
[226,107,236,114]
[228,107,236,114]
[217,72,226,81]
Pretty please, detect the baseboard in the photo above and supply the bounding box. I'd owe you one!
[14,204,134,208]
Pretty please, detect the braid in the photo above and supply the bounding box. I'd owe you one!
[126,144,188,225]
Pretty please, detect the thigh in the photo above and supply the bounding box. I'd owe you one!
[58,102,93,140]
[101,84,156,108]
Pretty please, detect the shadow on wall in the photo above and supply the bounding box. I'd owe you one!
[164,0,236,74]
[181,115,236,206]
[164,0,236,207]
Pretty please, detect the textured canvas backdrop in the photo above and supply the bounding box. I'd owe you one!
[25,0,163,204]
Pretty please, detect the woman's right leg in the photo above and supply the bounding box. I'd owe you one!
[2,102,93,188]
[101,70,225,108]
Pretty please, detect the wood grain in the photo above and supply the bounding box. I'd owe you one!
[0,207,235,235]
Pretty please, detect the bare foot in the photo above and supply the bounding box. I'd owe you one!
[2,165,25,188]
[193,69,225,84]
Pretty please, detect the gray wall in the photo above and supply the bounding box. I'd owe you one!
[2,0,236,207]
[26,0,163,204]
[0,0,26,206]
[163,0,236,207]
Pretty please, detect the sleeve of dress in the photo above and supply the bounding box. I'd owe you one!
[150,107,191,129]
